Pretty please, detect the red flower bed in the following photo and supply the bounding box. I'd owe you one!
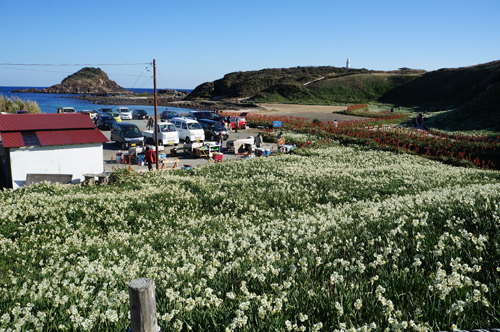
[232,111,499,169]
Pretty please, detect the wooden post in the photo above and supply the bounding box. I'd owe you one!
[128,278,159,332]
[153,59,159,171]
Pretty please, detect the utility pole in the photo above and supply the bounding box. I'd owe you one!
[153,59,159,171]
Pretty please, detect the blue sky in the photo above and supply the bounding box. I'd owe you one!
[1,0,499,89]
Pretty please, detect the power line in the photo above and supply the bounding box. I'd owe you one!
[0,66,144,77]
[131,65,153,89]
[0,63,151,66]
[156,67,170,90]
[139,78,153,89]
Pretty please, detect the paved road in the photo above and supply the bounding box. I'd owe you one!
[100,119,276,173]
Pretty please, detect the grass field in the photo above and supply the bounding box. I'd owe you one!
[1,142,499,331]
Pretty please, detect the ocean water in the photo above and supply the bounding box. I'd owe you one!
[0,86,194,115]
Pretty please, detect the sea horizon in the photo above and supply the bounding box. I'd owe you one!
[0,86,195,115]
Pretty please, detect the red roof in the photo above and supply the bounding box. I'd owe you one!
[0,113,108,148]
[0,113,95,131]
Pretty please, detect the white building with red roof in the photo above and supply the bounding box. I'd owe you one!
[0,113,108,189]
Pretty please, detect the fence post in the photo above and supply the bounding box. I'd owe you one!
[128,278,159,332]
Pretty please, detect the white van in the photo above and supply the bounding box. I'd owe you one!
[171,117,205,143]
[116,107,132,120]
[141,121,179,146]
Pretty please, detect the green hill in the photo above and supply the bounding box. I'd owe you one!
[187,66,426,104]
[251,73,420,104]
[188,61,499,109]
[378,60,500,108]
[187,66,423,104]
[426,78,500,134]
[188,61,500,134]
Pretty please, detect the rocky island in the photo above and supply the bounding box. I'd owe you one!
[13,67,133,96]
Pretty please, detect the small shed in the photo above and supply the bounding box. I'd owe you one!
[0,113,108,189]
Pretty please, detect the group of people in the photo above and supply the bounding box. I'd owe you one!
[223,116,240,133]
[141,127,265,171]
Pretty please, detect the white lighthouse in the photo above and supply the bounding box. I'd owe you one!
[346,58,350,69]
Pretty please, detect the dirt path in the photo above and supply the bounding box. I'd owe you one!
[248,103,372,122]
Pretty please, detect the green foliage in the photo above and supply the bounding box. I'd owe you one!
[248,74,419,105]
[379,60,500,108]
[107,167,139,185]
[426,82,500,136]
[61,67,107,84]
[190,66,370,100]
[0,94,41,113]
[185,81,214,100]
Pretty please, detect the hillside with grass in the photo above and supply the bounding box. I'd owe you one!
[251,73,420,104]
[187,66,425,104]
[426,82,500,135]
[378,60,500,109]
[188,60,499,110]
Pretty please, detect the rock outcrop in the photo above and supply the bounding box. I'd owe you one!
[13,67,132,96]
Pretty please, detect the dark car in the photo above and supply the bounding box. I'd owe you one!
[187,111,223,122]
[160,110,180,122]
[198,119,229,141]
[110,122,145,150]
[15,110,28,114]
[96,115,116,130]
[133,109,148,119]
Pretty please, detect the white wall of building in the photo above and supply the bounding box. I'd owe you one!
[10,144,104,189]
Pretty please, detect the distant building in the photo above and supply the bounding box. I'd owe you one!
[346,58,350,69]
[0,113,108,189]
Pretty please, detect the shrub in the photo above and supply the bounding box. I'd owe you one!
[108,167,138,185]
[0,95,41,113]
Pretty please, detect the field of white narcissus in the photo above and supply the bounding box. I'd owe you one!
[0,143,499,332]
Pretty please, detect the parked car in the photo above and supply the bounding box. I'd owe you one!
[132,109,148,120]
[116,107,132,120]
[160,110,180,122]
[15,110,28,114]
[171,117,205,143]
[97,107,113,115]
[109,112,122,122]
[198,119,229,141]
[110,122,145,150]
[141,121,179,146]
[96,115,117,130]
[187,110,223,122]
[229,115,247,129]
[57,107,76,113]
[81,110,97,120]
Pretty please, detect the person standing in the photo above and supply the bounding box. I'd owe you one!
[277,132,285,146]
[145,146,156,171]
[147,117,154,130]
[235,118,239,133]
[255,132,263,148]
[218,132,224,151]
